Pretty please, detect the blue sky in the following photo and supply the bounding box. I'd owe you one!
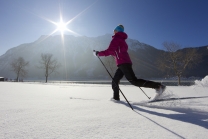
[0,0,208,55]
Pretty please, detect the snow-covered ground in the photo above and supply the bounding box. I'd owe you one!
[0,77,208,139]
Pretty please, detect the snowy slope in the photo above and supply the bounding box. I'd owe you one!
[0,77,208,139]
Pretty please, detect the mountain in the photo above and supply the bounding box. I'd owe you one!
[0,34,207,80]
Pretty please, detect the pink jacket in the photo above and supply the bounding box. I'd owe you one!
[98,32,132,66]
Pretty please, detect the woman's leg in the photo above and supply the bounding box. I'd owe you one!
[119,64,161,89]
[112,68,124,100]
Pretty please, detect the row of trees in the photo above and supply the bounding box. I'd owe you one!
[10,53,60,83]
[10,42,201,85]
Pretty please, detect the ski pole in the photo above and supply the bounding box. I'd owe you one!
[96,55,134,110]
[138,86,151,99]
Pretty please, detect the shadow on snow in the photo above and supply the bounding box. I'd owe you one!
[117,97,208,139]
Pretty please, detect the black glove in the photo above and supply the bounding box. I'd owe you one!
[93,50,99,56]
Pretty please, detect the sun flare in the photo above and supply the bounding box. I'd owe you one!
[37,0,97,39]
[57,21,67,32]
[56,20,67,35]
[46,16,80,37]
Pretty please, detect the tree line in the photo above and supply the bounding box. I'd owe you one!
[10,42,201,85]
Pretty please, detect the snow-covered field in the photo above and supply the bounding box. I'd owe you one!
[0,77,208,139]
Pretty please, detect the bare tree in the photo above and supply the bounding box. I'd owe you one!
[10,57,29,82]
[158,42,201,85]
[39,53,60,83]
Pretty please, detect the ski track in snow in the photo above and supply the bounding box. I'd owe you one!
[0,81,208,139]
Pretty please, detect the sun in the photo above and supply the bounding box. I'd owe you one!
[45,15,80,38]
[35,0,98,41]
[57,22,66,32]
[56,19,67,35]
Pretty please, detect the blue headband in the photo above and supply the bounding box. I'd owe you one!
[114,26,124,32]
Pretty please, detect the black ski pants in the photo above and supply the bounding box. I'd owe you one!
[112,63,161,99]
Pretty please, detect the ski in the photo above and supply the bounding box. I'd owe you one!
[132,96,208,105]
[148,96,208,103]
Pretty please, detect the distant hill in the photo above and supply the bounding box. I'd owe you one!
[0,34,207,80]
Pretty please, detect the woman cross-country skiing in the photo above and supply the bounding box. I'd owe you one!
[93,24,166,101]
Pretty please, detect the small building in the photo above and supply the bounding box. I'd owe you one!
[0,77,4,81]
